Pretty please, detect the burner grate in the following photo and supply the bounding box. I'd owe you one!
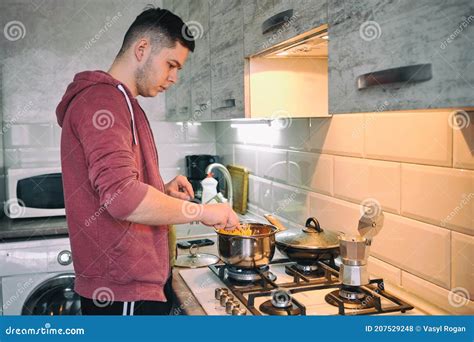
[209,260,414,316]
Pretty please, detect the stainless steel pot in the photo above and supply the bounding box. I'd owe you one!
[216,223,277,268]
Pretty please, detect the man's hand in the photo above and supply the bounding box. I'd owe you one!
[201,203,239,230]
[165,175,194,201]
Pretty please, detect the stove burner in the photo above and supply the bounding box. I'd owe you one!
[325,287,376,310]
[225,265,277,284]
[285,263,325,278]
[259,289,302,315]
[339,286,366,300]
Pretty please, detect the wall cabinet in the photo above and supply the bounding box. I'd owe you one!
[243,0,327,57]
[164,0,192,121]
[209,0,245,120]
[328,0,474,114]
[189,0,212,121]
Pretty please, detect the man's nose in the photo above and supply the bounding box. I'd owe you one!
[168,69,178,84]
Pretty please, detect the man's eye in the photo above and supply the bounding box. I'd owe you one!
[168,63,177,69]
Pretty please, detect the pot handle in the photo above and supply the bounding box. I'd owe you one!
[264,214,287,232]
[303,217,323,233]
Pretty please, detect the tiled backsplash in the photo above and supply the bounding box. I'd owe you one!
[2,121,216,183]
[215,110,473,314]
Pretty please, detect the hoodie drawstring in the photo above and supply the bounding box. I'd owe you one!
[117,84,138,145]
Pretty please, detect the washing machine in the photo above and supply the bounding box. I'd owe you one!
[0,236,80,315]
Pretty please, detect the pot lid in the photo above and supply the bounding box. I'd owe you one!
[276,217,340,250]
[174,245,220,268]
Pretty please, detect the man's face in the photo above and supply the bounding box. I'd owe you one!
[135,41,190,97]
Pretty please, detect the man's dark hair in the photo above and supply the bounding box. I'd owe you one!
[117,6,195,57]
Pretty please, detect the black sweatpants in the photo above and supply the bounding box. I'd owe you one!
[80,275,174,315]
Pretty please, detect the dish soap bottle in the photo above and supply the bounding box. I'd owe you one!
[201,173,218,204]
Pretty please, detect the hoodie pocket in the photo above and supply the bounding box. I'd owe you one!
[107,225,169,285]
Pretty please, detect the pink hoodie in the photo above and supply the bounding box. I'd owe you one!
[56,70,170,302]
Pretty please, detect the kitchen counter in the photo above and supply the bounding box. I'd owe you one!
[172,235,218,315]
[0,216,68,242]
[171,211,268,315]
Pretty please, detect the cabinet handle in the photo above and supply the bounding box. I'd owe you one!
[357,63,432,90]
[262,9,294,34]
[220,98,236,109]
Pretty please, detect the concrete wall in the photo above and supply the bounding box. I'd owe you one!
[0,0,215,181]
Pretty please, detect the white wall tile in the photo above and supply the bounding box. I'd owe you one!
[216,143,233,166]
[334,156,400,214]
[17,148,60,167]
[4,124,55,148]
[451,232,474,300]
[280,118,311,150]
[453,111,474,170]
[402,271,474,315]
[234,145,257,173]
[309,192,361,236]
[158,143,215,169]
[371,213,451,289]
[368,256,401,286]
[256,148,287,182]
[185,122,216,143]
[365,111,452,166]
[309,115,364,157]
[288,151,333,195]
[272,183,308,226]
[160,167,182,184]
[401,164,474,235]
[257,177,273,213]
[149,121,186,144]
[214,122,236,144]
[248,175,259,205]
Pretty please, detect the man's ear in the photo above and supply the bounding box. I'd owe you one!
[134,38,149,62]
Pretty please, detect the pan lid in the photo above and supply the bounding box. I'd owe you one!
[174,245,220,268]
[276,217,340,250]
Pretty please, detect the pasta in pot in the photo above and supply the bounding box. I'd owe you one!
[218,223,253,236]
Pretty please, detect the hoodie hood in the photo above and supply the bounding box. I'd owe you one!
[56,70,134,127]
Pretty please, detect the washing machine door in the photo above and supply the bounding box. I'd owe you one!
[22,273,81,315]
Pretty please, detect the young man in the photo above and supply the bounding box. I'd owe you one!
[56,7,239,315]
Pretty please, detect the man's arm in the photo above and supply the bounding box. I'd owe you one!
[125,185,239,229]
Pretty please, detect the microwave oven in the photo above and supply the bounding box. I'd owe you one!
[5,167,66,219]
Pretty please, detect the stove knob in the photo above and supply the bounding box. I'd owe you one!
[232,307,247,316]
[226,300,240,314]
[214,288,228,300]
[57,250,72,266]
[220,294,233,307]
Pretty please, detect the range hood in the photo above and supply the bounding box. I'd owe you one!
[246,24,330,119]
[254,25,328,59]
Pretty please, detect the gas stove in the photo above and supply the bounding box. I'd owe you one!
[179,259,423,316]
